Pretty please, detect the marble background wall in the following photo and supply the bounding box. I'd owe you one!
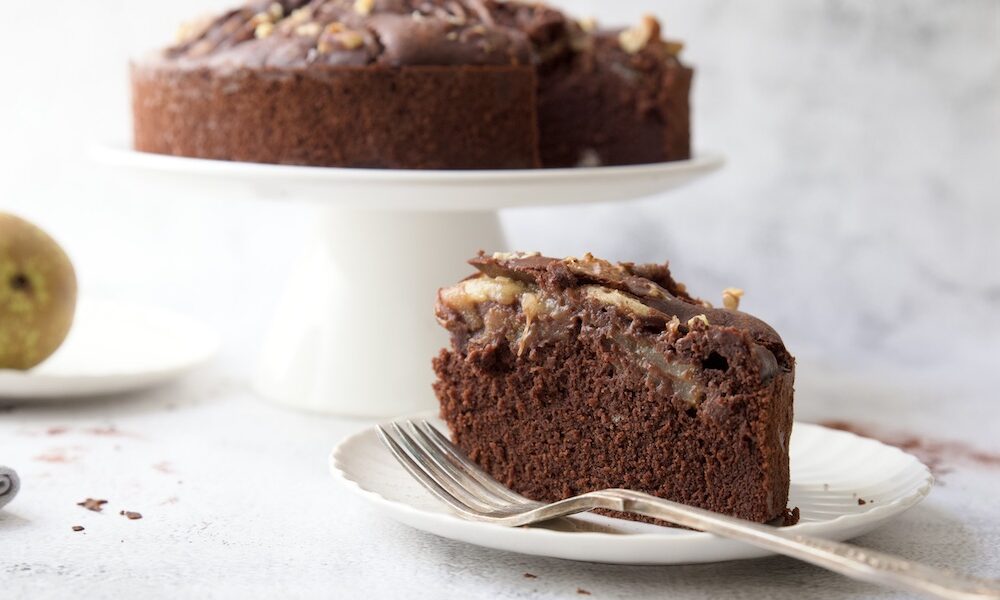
[1,0,997,374]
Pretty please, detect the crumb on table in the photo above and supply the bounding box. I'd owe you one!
[77,498,108,512]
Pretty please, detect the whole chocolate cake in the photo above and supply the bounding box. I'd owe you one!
[132,0,691,169]
[433,253,795,524]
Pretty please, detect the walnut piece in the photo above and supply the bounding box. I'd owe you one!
[618,15,660,54]
[687,314,710,328]
[250,10,276,27]
[564,253,629,280]
[318,24,366,53]
[577,17,597,33]
[722,287,744,311]
[255,22,275,39]
[175,14,215,44]
[288,7,313,24]
[354,0,375,16]
[323,22,346,35]
[295,22,323,37]
[339,31,365,49]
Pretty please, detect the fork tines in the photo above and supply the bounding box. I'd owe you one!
[376,420,532,518]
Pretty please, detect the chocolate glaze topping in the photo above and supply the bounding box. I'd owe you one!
[160,0,681,69]
[466,252,793,368]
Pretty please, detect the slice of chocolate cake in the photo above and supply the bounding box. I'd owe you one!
[433,252,795,524]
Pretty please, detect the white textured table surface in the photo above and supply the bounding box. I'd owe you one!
[1,0,996,595]
[2,355,998,600]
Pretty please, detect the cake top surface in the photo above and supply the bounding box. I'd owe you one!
[158,0,684,69]
[438,252,793,367]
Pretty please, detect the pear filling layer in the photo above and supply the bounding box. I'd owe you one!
[440,275,707,404]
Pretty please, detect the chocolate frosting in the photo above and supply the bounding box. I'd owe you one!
[469,252,793,368]
[158,0,681,70]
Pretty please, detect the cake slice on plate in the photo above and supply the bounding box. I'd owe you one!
[433,252,795,523]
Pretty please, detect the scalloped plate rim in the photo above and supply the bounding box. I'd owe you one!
[330,414,932,564]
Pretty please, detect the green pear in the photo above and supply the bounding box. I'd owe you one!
[0,213,77,370]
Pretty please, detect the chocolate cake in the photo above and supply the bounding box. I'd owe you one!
[433,253,795,524]
[132,1,691,169]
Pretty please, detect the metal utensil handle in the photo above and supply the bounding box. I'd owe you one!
[600,489,1000,600]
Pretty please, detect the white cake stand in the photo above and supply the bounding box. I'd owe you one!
[93,145,723,416]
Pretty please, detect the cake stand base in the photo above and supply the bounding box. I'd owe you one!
[252,209,503,416]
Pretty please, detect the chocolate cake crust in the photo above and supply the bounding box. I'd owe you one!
[433,253,795,524]
[132,63,539,169]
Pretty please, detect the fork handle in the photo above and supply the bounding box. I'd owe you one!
[598,489,1000,600]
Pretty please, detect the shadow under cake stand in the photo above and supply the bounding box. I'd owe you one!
[94,145,723,416]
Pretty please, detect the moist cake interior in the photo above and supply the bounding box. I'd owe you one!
[433,252,795,524]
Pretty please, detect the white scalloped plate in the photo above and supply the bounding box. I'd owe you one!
[331,415,933,565]
[0,298,220,400]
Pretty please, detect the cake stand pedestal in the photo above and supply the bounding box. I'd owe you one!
[94,145,723,416]
[254,209,502,415]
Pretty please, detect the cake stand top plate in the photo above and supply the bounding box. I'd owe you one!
[92,144,723,211]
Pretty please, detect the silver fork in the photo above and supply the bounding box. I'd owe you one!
[377,420,1000,600]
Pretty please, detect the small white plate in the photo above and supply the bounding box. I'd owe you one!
[331,415,932,565]
[0,298,220,400]
[91,144,725,211]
